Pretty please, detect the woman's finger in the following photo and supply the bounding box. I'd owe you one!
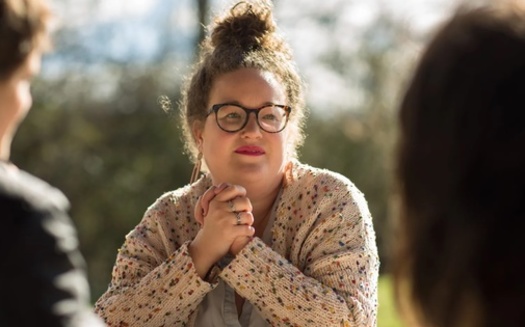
[231,211,254,226]
[230,230,255,256]
[213,184,247,202]
[225,196,253,215]
[195,184,227,225]
[200,183,230,216]
[194,196,205,226]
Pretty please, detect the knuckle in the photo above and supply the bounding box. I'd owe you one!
[247,212,254,224]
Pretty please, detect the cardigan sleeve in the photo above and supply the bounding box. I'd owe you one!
[94,196,217,326]
[219,173,379,327]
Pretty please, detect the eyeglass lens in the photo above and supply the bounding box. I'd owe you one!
[216,105,288,132]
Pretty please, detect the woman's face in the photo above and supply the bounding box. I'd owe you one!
[194,68,290,189]
[0,51,41,139]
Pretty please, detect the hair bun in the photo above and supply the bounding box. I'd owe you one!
[210,0,278,52]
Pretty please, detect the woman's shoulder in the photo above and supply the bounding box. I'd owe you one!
[290,160,360,191]
[0,163,69,214]
[287,160,369,208]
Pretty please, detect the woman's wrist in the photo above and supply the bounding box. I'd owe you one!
[189,239,212,279]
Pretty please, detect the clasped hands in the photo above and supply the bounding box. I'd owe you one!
[189,183,255,279]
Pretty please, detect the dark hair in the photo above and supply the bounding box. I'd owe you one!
[0,0,51,79]
[394,2,525,327]
[179,0,306,163]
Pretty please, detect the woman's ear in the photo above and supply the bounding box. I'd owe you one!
[192,120,204,148]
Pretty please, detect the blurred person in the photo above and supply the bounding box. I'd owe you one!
[95,0,379,326]
[394,1,525,327]
[0,0,105,325]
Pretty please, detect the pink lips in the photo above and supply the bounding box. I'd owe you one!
[235,145,265,156]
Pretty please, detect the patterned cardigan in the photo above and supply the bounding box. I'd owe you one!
[95,161,379,326]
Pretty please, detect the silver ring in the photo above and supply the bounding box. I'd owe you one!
[235,212,242,225]
[228,200,235,212]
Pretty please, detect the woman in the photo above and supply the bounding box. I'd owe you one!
[95,1,379,326]
[0,0,104,325]
[394,1,525,327]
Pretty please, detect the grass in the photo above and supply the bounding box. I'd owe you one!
[377,275,406,327]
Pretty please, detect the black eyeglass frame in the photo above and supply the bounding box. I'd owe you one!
[207,103,292,133]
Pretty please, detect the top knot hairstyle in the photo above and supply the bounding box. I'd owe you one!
[210,1,286,58]
[180,0,307,163]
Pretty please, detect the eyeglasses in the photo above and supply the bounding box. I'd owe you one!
[208,103,292,133]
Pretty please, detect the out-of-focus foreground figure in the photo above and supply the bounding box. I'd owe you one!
[0,0,104,325]
[394,1,525,327]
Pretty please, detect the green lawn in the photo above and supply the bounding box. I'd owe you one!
[377,275,405,327]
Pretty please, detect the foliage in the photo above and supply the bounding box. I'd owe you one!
[378,275,405,327]
[13,68,189,296]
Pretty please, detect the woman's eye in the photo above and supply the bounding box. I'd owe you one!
[262,114,278,121]
[226,112,241,119]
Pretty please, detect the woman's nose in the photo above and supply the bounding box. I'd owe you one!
[241,113,263,136]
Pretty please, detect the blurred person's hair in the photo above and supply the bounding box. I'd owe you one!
[0,0,51,79]
[179,0,307,163]
[394,1,525,327]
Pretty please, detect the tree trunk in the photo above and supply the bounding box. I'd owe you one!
[195,0,210,59]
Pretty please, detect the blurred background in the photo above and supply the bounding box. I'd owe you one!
[12,0,456,325]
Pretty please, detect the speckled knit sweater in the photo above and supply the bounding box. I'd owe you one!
[95,161,379,326]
